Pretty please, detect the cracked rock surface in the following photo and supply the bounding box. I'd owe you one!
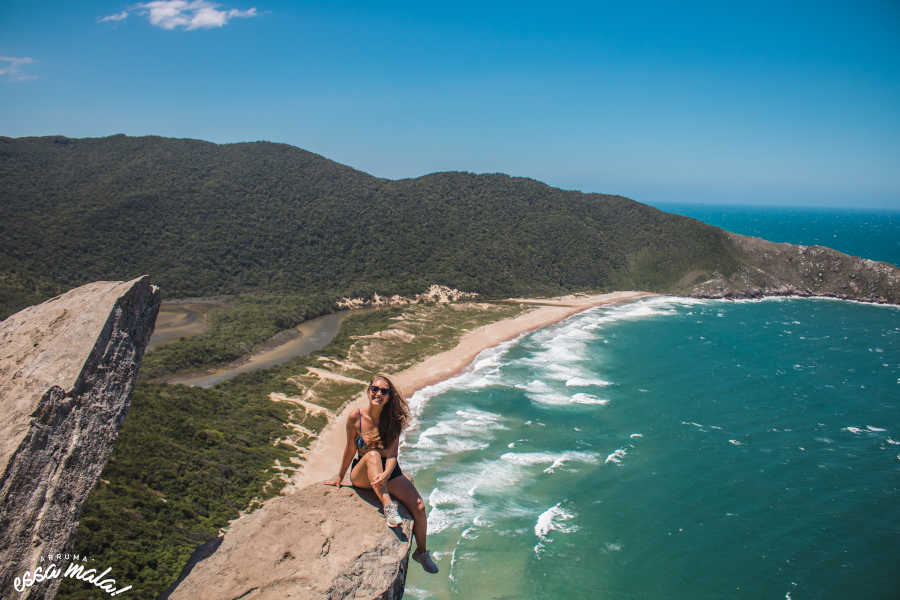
[0,276,160,599]
[168,484,413,600]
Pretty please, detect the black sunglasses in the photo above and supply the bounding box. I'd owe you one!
[369,385,390,396]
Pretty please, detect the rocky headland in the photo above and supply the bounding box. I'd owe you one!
[690,232,900,304]
[0,276,159,599]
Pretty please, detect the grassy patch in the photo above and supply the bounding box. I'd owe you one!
[349,302,529,374]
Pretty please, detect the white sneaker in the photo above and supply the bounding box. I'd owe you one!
[412,549,439,573]
[384,503,402,527]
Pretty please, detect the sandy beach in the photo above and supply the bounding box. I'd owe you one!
[289,290,654,490]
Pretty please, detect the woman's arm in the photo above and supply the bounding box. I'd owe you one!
[323,412,357,487]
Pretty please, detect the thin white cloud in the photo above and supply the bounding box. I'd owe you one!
[99,11,129,22]
[0,56,38,81]
[100,1,258,31]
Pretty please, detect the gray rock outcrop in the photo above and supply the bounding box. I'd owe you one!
[168,484,413,600]
[690,232,900,304]
[0,276,160,599]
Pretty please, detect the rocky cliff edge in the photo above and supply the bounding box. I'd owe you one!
[167,484,413,600]
[690,232,900,304]
[0,276,160,599]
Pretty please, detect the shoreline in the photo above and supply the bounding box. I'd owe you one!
[287,290,655,491]
[699,292,900,309]
[694,289,900,307]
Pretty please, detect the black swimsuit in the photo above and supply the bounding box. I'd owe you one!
[351,408,403,481]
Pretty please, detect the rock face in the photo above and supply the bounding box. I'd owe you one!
[690,232,900,304]
[0,276,160,599]
[168,484,413,600]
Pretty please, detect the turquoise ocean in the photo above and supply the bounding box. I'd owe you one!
[403,206,900,599]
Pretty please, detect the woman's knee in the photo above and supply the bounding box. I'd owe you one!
[413,496,426,515]
[362,450,381,465]
[361,452,382,473]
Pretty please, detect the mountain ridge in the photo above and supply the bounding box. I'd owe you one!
[1,134,897,317]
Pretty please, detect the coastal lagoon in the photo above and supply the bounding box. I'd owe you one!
[162,311,347,387]
[403,207,900,599]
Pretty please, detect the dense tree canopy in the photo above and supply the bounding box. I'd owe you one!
[0,134,740,317]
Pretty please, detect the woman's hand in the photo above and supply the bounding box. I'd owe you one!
[370,471,389,486]
[323,476,343,488]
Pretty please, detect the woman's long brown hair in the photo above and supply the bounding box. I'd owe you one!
[371,374,409,446]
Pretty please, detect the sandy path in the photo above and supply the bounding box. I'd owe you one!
[270,392,333,417]
[304,367,367,385]
[287,290,654,491]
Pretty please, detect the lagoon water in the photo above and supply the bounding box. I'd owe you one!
[403,207,900,599]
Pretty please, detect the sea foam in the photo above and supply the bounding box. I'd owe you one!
[403,406,507,472]
[605,448,628,465]
[533,502,579,556]
[500,450,599,473]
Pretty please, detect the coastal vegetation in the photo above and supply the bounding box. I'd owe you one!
[0,134,741,320]
[55,383,295,599]
[57,301,527,599]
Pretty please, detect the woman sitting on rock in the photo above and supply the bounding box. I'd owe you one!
[324,374,438,574]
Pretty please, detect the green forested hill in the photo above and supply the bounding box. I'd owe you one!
[0,134,739,315]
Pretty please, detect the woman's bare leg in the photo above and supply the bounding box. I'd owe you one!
[388,475,428,551]
[350,450,392,508]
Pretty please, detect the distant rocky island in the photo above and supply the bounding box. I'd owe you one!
[2,134,896,321]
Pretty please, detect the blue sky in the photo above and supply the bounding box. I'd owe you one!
[2,1,899,208]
